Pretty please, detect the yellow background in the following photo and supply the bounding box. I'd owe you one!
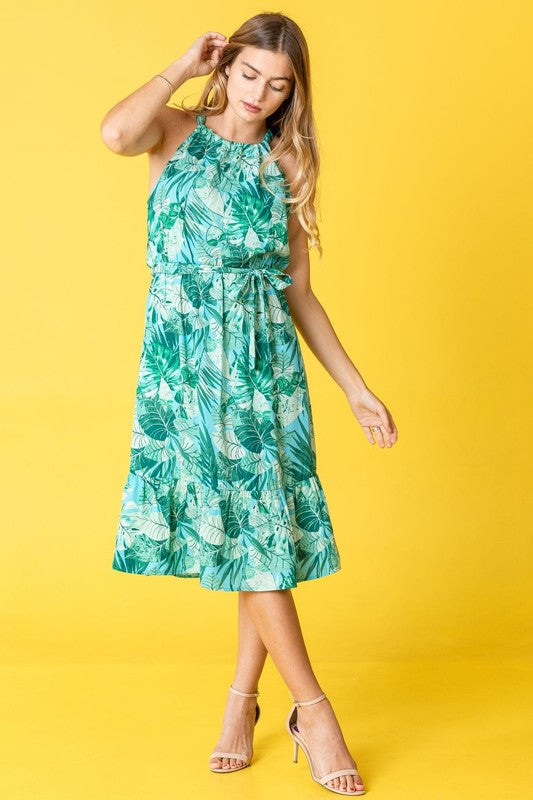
[2,1,532,798]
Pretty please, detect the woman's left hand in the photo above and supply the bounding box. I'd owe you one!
[346,385,398,448]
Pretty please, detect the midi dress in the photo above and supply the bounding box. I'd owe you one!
[111,113,341,591]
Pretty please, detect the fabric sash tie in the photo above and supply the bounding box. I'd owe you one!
[234,268,293,372]
[150,263,293,373]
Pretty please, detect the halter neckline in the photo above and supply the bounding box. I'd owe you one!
[196,114,272,147]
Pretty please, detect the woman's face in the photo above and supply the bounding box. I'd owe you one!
[224,47,294,122]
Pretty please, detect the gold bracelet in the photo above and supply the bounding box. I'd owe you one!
[153,73,174,102]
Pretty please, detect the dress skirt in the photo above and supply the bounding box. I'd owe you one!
[112,263,341,591]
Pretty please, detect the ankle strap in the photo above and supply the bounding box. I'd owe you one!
[229,684,259,698]
[291,691,327,707]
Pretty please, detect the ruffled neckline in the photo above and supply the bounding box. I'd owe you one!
[197,114,272,148]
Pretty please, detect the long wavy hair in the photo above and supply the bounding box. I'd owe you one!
[172,12,323,257]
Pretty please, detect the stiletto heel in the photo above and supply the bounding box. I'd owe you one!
[286,691,365,796]
[209,685,260,773]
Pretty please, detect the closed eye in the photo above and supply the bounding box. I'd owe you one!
[242,73,284,92]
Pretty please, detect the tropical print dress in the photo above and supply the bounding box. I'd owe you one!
[111,113,341,591]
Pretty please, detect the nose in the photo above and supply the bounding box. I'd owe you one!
[254,83,268,103]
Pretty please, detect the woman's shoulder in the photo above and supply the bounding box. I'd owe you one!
[147,107,197,160]
[158,107,197,143]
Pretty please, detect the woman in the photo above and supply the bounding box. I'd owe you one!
[101,12,397,796]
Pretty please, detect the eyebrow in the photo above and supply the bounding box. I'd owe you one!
[241,61,292,81]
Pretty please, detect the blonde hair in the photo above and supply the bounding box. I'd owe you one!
[173,12,323,257]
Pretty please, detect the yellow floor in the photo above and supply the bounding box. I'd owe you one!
[1,656,531,799]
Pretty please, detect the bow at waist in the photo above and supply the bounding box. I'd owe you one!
[233,268,293,372]
[149,263,293,373]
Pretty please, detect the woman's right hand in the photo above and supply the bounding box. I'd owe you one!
[180,32,228,79]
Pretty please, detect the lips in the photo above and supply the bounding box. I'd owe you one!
[243,101,261,111]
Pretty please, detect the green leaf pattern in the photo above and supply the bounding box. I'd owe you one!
[112,115,341,590]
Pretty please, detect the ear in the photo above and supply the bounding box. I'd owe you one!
[224,65,229,78]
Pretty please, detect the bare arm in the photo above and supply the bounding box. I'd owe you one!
[99,58,193,156]
[283,194,367,400]
[281,153,398,447]
[99,31,228,156]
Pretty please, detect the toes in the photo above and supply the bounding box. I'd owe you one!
[211,753,246,771]
[326,775,365,793]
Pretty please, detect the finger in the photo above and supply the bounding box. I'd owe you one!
[382,410,398,443]
[371,425,386,448]
[375,406,392,434]
[376,407,396,447]
[208,48,225,66]
[379,425,392,447]
[206,42,226,57]
[362,426,376,445]
[378,412,393,447]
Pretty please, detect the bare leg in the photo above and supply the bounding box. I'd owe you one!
[209,592,268,770]
[240,588,365,794]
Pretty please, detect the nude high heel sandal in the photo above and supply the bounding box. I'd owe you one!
[209,685,261,773]
[286,691,366,795]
